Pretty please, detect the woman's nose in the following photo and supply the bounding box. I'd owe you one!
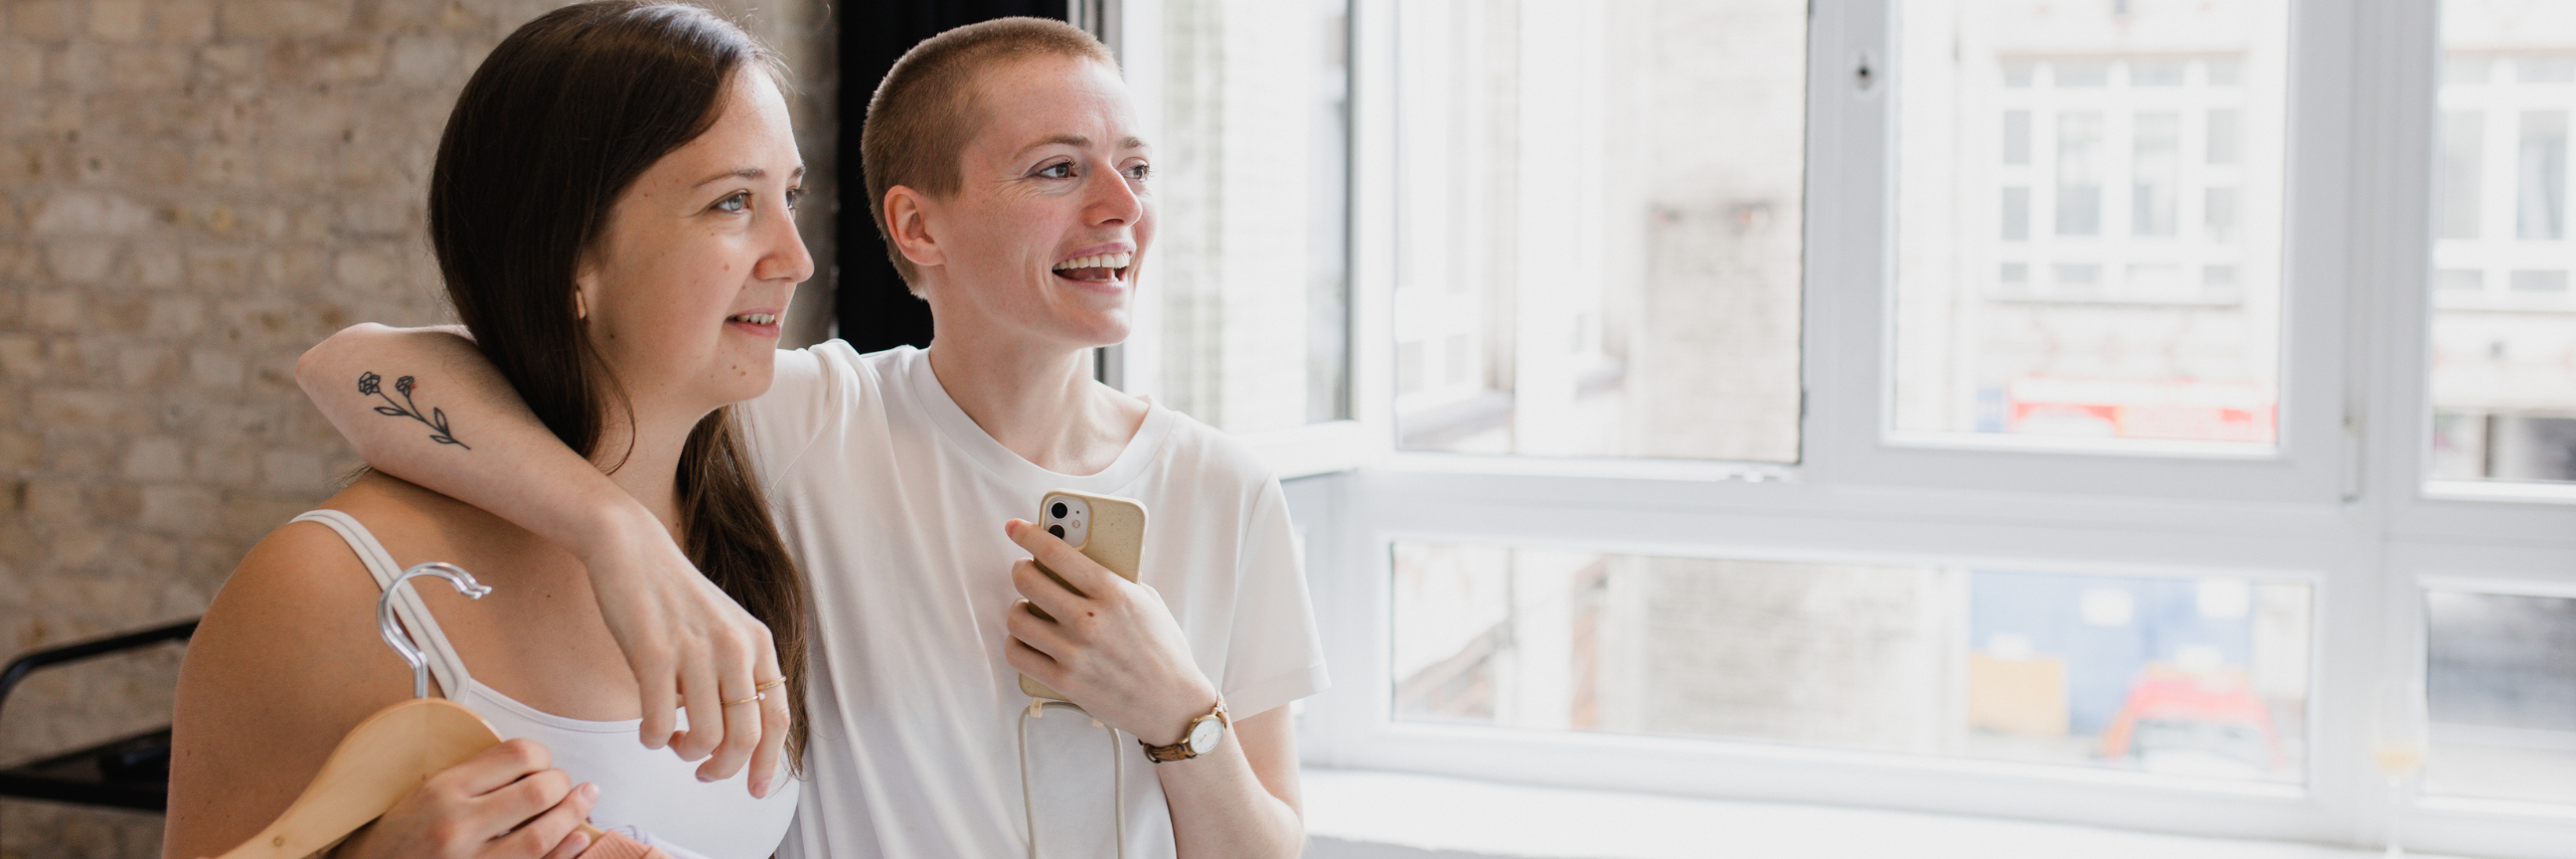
[756,204,815,284]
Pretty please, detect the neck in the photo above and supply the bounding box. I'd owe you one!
[923,319,1146,477]
[592,397,709,539]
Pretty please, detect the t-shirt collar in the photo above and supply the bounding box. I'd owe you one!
[897,345,1174,494]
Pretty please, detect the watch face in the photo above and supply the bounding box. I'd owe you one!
[1187,716,1224,755]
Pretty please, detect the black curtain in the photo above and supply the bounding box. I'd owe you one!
[837,0,1070,352]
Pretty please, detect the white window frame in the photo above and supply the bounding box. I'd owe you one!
[1116,1,2576,856]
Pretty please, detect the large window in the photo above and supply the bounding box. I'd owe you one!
[1387,0,1804,461]
[1123,0,1353,434]
[1115,2,2576,857]
[1894,1,2290,448]
[2429,3,2576,488]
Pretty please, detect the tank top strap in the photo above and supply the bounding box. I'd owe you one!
[289,509,477,700]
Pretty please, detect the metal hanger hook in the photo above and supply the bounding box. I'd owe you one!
[377,562,494,699]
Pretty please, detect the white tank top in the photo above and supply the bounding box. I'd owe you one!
[292,509,799,859]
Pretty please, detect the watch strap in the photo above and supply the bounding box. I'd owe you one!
[1139,697,1228,763]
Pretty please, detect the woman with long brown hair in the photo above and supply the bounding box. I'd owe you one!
[163,3,812,857]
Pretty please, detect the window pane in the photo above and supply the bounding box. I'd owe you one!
[1391,543,2312,782]
[1153,0,1352,431]
[1893,2,2289,446]
[2430,4,2576,485]
[1390,0,1804,461]
[2425,590,2576,804]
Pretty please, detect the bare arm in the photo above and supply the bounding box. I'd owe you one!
[1001,521,1305,858]
[293,324,791,794]
[166,524,598,859]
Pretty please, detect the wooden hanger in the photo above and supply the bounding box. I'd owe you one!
[208,563,662,859]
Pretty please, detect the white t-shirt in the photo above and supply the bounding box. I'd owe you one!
[738,343,1330,859]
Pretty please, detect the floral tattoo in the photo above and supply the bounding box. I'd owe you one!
[358,371,469,449]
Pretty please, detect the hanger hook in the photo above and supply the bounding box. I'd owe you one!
[378,562,494,700]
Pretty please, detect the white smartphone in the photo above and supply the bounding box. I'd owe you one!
[1020,489,1150,701]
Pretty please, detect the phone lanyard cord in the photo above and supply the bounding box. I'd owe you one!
[1019,700,1127,859]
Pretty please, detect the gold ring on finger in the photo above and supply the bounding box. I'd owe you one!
[722,691,764,708]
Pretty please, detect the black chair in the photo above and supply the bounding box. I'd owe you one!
[0,618,198,813]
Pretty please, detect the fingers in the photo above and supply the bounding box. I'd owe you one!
[747,674,790,798]
[437,738,555,798]
[1006,599,1077,658]
[1011,559,1086,623]
[672,649,724,764]
[1004,635,1064,689]
[507,781,599,859]
[1005,519,1119,596]
[634,646,678,753]
[696,655,763,784]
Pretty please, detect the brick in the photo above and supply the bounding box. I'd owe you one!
[146,292,204,333]
[0,40,41,86]
[191,440,255,483]
[42,239,117,283]
[129,143,190,185]
[154,0,216,44]
[312,35,384,82]
[191,145,254,187]
[116,343,178,386]
[0,430,38,469]
[188,346,242,388]
[186,245,253,290]
[200,43,254,78]
[135,244,183,287]
[121,437,187,481]
[88,0,144,41]
[31,191,153,235]
[387,33,458,85]
[24,480,82,526]
[219,0,353,40]
[32,389,137,430]
[264,144,328,185]
[6,0,68,41]
[261,448,321,488]
[26,288,80,330]
[139,484,219,533]
[261,247,322,287]
[49,40,101,87]
[89,481,139,522]
[0,334,42,379]
[105,45,192,88]
[333,247,393,289]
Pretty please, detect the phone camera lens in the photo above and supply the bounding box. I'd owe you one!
[1050,502,1069,519]
[1048,524,1065,539]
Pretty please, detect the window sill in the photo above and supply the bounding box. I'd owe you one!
[1300,770,2465,859]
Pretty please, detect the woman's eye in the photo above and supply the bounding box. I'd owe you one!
[785,187,804,210]
[714,191,750,213]
[1038,162,1075,179]
[1126,163,1152,182]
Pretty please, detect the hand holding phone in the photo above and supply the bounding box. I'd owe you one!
[1019,489,1149,701]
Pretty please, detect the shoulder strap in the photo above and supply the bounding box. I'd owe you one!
[289,509,476,700]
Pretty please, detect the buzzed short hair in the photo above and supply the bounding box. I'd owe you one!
[862,17,1117,290]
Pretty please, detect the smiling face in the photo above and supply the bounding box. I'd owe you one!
[895,54,1153,352]
[578,69,812,418]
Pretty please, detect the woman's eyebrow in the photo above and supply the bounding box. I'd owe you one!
[688,164,805,188]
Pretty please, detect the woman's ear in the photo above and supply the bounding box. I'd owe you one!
[572,258,594,320]
[886,186,946,268]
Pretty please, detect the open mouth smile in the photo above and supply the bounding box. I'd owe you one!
[1050,252,1133,283]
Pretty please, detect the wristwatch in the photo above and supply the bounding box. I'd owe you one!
[1140,697,1230,763]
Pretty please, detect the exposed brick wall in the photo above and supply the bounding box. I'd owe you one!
[0,1,834,855]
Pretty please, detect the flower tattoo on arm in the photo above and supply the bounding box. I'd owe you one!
[358,371,470,449]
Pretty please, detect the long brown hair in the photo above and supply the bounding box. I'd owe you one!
[426,0,809,767]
